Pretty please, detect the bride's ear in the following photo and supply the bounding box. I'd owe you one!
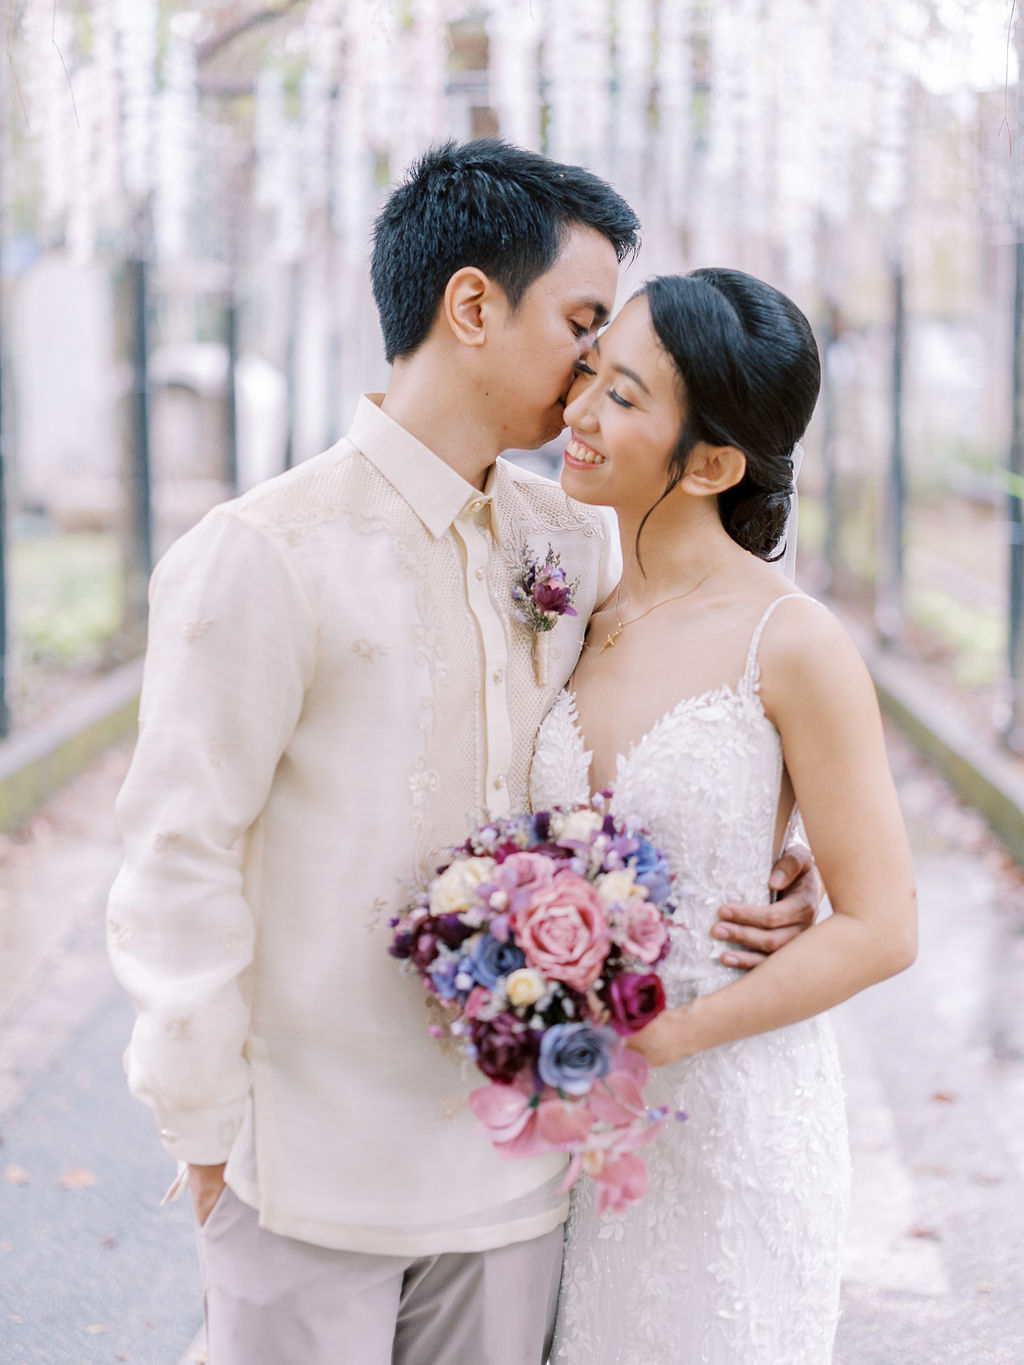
[680,443,746,497]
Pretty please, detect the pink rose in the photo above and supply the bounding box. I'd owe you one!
[512,872,610,992]
[621,900,669,964]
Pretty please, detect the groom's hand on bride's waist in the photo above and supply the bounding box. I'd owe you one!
[711,844,820,969]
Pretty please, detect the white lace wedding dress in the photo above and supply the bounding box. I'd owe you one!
[530,596,851,1365]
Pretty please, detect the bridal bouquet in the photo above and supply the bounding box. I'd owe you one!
[389,798,684,1214]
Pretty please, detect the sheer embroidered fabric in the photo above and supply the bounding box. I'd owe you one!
[530,596,851,1364]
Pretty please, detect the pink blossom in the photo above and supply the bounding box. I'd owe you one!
[468,1080,591,1159]
[512,872,610,991]
[493,852,557,913]
[593,1152,649,1215]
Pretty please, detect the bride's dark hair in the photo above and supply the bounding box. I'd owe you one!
[636,269,820,562]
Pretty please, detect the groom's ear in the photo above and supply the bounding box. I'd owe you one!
[442,266,497,349]
[680,442,746,497]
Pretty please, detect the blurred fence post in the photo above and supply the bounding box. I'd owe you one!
[119,248,154,646]
[225,285,240,493]
[820,297,841,590]
[1007,14,1024,750]
[1008,241,1024,747]
[283,260,301,470]
[876,255,906,647]
[0,134,10,737]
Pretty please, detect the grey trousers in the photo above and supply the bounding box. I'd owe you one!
[196,1186,565,1365]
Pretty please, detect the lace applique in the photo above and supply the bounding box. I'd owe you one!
[533,595,850,1365]
[527,690,592,812]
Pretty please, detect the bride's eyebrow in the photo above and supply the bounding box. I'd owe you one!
[592,337,651,396]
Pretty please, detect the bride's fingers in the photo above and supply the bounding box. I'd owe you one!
[713,919,805,958]
[717,898,813,933]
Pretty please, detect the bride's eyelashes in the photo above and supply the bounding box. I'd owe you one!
[609,389,633,409]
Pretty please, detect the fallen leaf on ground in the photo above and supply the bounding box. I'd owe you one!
[59,1167,96,1190]
[3,1165,29,1185]
[930,1090,956,1103]
[85,1323,108,1334]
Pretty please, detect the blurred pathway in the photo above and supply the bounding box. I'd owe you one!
[0,735,1022,1363]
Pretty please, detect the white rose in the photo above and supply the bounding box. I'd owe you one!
[429,857,497,915]
[596,868,638,905]
[553,809,604,844]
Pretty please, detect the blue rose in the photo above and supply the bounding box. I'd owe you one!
[537,1022,615,1096]
[469,933,527,989]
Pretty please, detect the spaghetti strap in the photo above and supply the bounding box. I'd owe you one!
[739,593,817,695]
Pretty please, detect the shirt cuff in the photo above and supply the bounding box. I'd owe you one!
[153,1100,248,1165]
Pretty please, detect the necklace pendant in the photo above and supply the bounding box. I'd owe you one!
[600,625,623,652]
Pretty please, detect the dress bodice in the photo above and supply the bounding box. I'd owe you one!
[530,596,801,1004]
[540,594,851,1365]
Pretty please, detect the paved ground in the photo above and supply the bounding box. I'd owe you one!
[0,734,1022,1364]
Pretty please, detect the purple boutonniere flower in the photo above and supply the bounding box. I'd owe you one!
[512,544,580,685]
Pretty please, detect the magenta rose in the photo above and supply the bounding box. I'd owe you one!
[621,900,670,964]
[604,972,666,1036]
[512,872,610,992]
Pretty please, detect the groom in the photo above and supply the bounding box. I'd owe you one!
[108,140,817,1364]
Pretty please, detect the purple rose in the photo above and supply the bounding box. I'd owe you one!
[537,1022,615,1095]
[604,973,666,1036]
[397,916,445,971]
[436,913,477,950]
[471,1013,541,1084]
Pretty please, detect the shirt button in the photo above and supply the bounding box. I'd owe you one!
[471,499,486,514]
[492,670,503,684]
[475,567,485,580]
[494,774,506,790]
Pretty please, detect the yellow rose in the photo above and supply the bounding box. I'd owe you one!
[429,857,497,915]
[505,967,547,1007]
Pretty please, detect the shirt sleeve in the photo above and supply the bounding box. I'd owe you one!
[106,506,316,1164]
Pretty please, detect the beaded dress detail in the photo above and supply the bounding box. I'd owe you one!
[530,595,850,1365]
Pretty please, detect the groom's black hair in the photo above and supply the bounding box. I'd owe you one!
[371,139,640,363]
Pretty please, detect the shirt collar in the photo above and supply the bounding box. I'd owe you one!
[346,394,495,539]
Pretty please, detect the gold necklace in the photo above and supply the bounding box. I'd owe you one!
[587,550,745,653]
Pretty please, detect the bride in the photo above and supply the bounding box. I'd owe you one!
[530,269,917,1364]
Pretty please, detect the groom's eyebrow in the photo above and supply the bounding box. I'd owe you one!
[592,336,651,396]
[575,297,610,326]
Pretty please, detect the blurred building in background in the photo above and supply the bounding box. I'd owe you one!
[0,0,1020,740]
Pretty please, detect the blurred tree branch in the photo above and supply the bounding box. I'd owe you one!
[196,0,306,68]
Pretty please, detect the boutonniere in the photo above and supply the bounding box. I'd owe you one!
[511,544,579,685]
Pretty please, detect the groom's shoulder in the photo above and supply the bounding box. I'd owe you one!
[495,457,616,542]
[231,439,361,531]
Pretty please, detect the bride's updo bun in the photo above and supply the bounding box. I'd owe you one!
[639,269,820,561]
